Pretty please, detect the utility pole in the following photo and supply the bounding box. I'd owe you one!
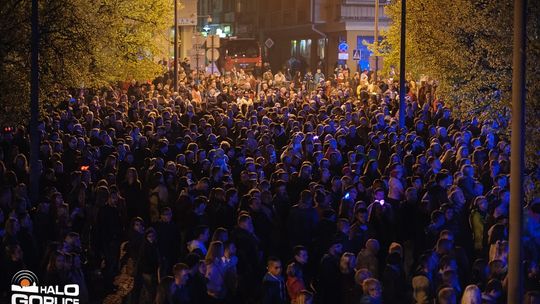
[173,0,178,92]
[398,0,406,130]
[29,0,40,204]
[211,35,214,74]
[374,0,379,81]
[508,0,527,302]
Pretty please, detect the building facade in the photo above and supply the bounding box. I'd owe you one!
[197,0,260,38]
[186,0,389,75]
[260,0,390,74]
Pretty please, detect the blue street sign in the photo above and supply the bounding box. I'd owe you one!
[338,42,349,53]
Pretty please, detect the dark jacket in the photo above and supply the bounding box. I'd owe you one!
[231,227,260,276]
[155,276,191,304]
[261,273,287,304]
[287,205,319,248]
[317,253,341,304]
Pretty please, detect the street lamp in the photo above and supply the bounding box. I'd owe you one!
[199,15,213,35]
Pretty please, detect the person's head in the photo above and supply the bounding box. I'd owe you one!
[211,227,228,243]
[337,218,350,234]
[390,163,404,179]
[47,251,66,272]
[418,251,437,272]
[131,217,145,233]
[6,244,23,261]
[441,204,455,221]
[365,239,380,254]
[439,255,458,273]
[474,196,488,213]
[237,213,254,233]
[373,187,385,201]
[328,239,343,256]
[436,172,451,188]
[248,196,262,211]
[267,256,282,276]
[362,278,382,299]
[405,187,418,202]
[296,290,314,304]
[294,245,309,265]
[223,241,237,258]
[5,217,20,235]
[437,287,456,304]
[194,225,210,242]
[160,207,172,223]
[145,227,157,243]
[63,232,81,252]
[340,252,356,274]
[173,263,190,286]
[354,268,372,285]
[205,241,224,263]
[185,253,202,273]
[431,210,445,227]
[300,190,313,207]
[484,279,503,299]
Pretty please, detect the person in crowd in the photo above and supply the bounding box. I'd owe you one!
[44,250,68,286]
[461,284,482,304]
[360,278,382,304]
[155,263,191,304]
[296,290,314,304]
[187,225,210,257]
[154,207,181,277]
[437,287,457,304]
[291,245,313,291]
[205,240,227,302]
[0,66,536,304]
[339,252,357,304]
[132,227,160,303]
[469,196,488,257]
[356,239,380,279]
[232,213,261,302]
[287,190,319,249]
[262,256,287,304]
[185,253,208,303]
[317,238,343,304]
[286,262,305,303]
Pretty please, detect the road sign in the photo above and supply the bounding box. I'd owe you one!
[353,49,360,60]
[338,41,349,60]
[178,17,196,25]
[206,48,220,62]
[206,62,220,75]
[265,38,274,49]
[338,53,349,60]
[338,41,349,53]
[178,0,197,25]
[207,35,220,48]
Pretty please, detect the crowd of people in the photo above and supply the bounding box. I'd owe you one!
[0,63,539,304]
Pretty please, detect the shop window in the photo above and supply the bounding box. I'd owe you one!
[300,39,311,59]
[291,40,298,57]
[317,38,326,59]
